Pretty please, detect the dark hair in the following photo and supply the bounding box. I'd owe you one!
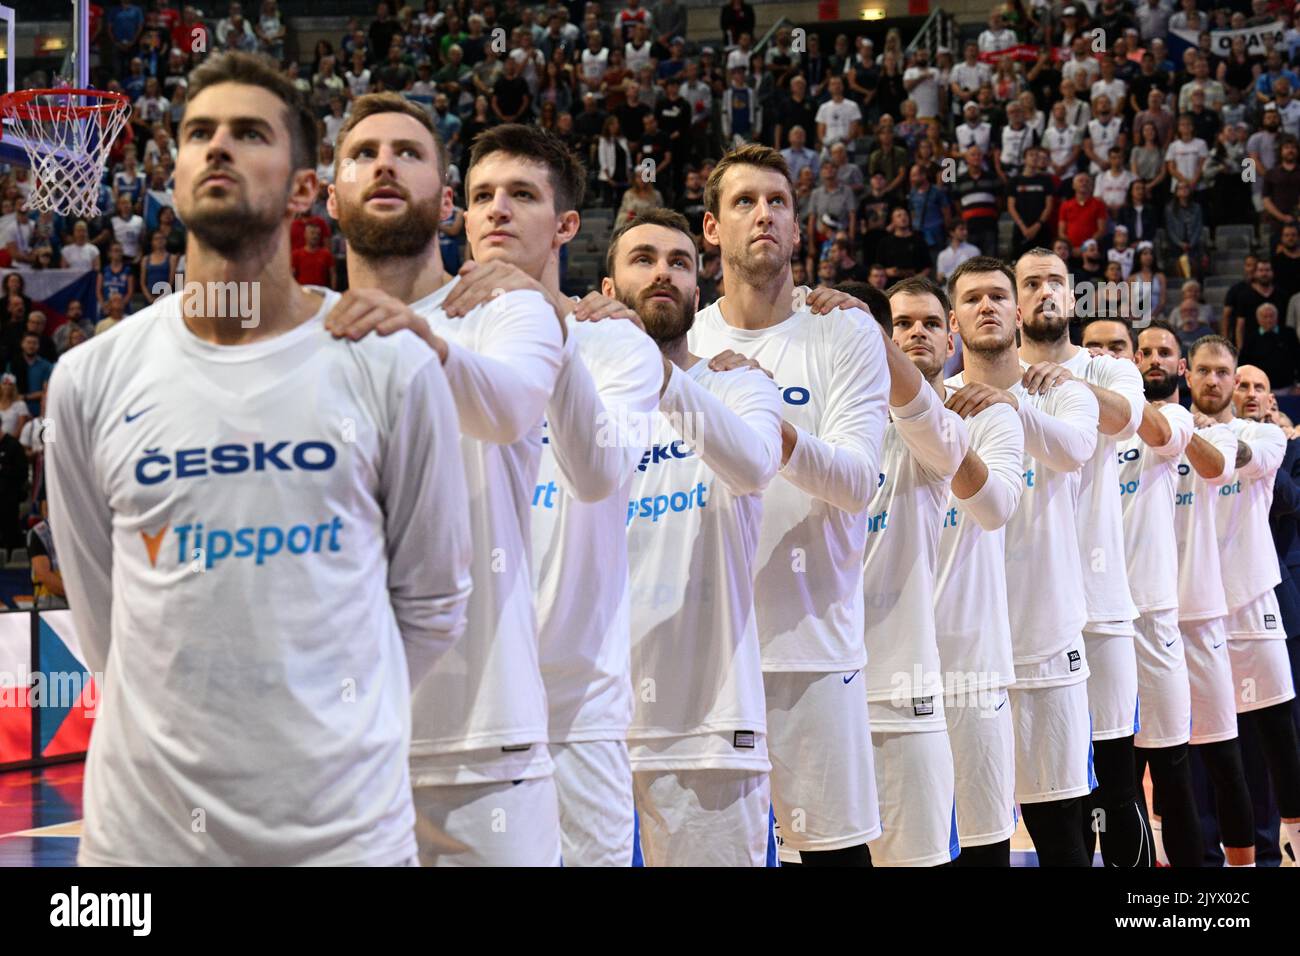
[1140,318,1182,353]
[335,91,448,183]
[888,275,952,320]
[605,207,695,279]
[1187,334,1238,364]
[948,255,1017,302]
[185,51,318,172]
[1080,315,1136,349]
[468,123,587,214]
[704,143,792,218]
[837,281,890,332]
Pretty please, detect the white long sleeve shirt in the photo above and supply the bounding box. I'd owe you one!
[626,361,782,770]
[862,382,969,728]
[1060,347,1145,630]
[1216,418,1287,618]
[532,316,662,743]
[688,301,889,672]
[1117,402,1193,613]
[951,372,1099,669]
[407,277,564,784]
[934,399,1024,692]
[45,289,473,866]
[1175,423,1238,623]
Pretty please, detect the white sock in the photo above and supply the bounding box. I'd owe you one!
[1151,820,1170,866]
[1282,821,1300,864]
[1225,860,1256,866]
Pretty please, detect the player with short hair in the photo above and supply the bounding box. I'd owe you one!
[1217,359,1300,861]
[946,255,1100,866]
[863,275,973,866]
[326,93,569,865]
[457,124,664,867]
[1014,248,1152,867]
[46,51,475,866]
[691,144,890,866]
[911,276,1026,867]
[1084,317,1203,866]
[605,207,785,865]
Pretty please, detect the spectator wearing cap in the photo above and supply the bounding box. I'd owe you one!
[1077,238,1106,284]
[657,37,688,83]
[1240,303,1300,395]
[1107,224,1135,277]
[955,101,992,155]
[978,10,1016,56]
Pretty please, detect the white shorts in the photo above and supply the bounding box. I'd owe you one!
[868,717,957,867]
[1009,678,1094,804]
[945,687,1016,847]
[764,669,881,856]
[1225,589,1286,640]
[412,775,563,867]
[1082,628,1138,741]
[551,740,635,867]
[1133,608,1192,748]
[1228,638,1297,714]
[1181,616,1239,745]
[631,768,771,867]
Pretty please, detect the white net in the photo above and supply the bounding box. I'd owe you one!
[0,89,129,218]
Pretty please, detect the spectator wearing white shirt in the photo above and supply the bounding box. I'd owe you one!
[60,220,100,272]
[625,22,654,74]
[1042,100,1083,178]
[903,46,941,120]
[956,101,992,155]
[1084,95,1126,176]
[1097,146,1136,214]
[950,42,992,117]
[726,32,754,72]
[1062,35,1100,91]
[1090,55,1127,115]
[134,77,170,130]
[935,221,980,283]
[815,75,862,149]
[109,195,145,263]
[1135,0,1173,40]
[978,11,1017,55]
[1165,113,1210,193]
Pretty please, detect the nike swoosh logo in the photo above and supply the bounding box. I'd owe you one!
[995,695,1008,711]
[124,403,157,424]
[1164,639,1178,648]
[1212,642,1225,649]
[842,671,858,684]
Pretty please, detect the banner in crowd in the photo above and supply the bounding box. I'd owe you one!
[0,267,97,328]
[144,189,174,232]
[1169,20,1285,60]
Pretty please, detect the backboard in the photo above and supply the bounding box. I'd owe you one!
[0,1,91,170]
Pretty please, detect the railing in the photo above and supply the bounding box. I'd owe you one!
[754,15,793,57]
[905,6,956,58]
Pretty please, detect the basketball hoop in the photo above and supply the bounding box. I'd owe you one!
[0,88,130,217]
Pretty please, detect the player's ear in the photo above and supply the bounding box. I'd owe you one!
[702,211,719,247]
[945,329,955,360]
[600,276,615,296]
[555,209,581,247]
[440,184,454,222]
[1178,357,1187,378]
[325,182,339,220]
[287,169,319,218]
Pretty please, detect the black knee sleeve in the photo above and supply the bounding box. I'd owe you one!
[954,839,1010,867]
[1141,743,1206,867]
[1020,798,1091,866]
[1244,702,1300,818]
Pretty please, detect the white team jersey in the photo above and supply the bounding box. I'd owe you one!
[44,289,474,865]
[688,301,888,671]
[862,383,969,707]
[1216,418,1287,614]
[951,372,1099,665]
[1116,402,1193,612]
[408,277,564,782]
[934,399,1024,691]
[1175,423,1238,622]
[626,361,782,770]
[532,316,662,743]
[1059,347,1144,629]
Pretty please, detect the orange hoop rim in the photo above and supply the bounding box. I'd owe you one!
[0,88,130,122]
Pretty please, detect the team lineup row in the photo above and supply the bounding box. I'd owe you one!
[42,50,1300,867]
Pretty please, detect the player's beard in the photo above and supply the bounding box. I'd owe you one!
[1021,300,1070,343]
[961,316,1017,357]
[1192,386,1232,417]
[338,187,442,259]
[724,232,794,288]
[184,176,286,257]
[615,279,695,346]
[1143,368,1178,401]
